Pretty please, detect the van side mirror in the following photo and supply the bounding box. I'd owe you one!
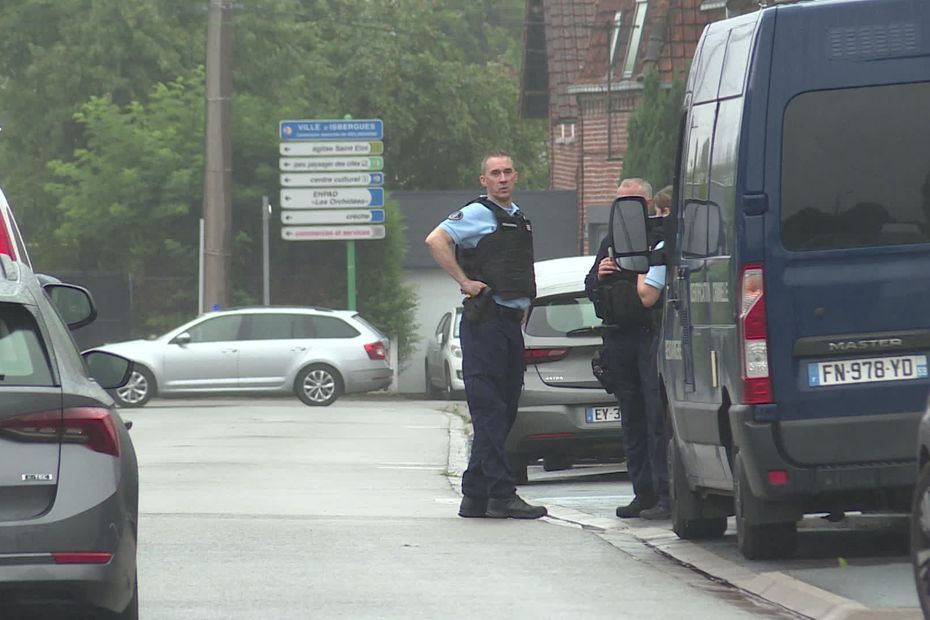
[609,196,651,273]
[82,350,133,390]
[44,283,97,330]
[681,200,724,258]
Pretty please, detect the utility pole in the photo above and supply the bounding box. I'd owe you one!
[202,0,233,310]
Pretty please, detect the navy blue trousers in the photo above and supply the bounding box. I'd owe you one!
[459,313,524,498]
[604,327,669,506]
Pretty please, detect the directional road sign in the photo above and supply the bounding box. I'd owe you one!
[279,156,384,172]
[280,119,383,141]
[281,225,386,241]
[280,188,384,209]
[282,209,385,225]
[280,141,383,156]
[280,172,384,188]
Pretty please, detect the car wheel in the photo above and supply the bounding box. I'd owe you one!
[112,367,155,408]
[424,359,440,399]
[734,452,797,560]
[669,437,727,539]
[115,572,138,619]
[508,452,529,485]
[911,462,930,617]
[296,364,342,407]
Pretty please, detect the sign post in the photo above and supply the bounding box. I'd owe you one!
[278,117,385,311]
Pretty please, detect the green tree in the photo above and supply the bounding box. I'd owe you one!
[621,71,685,191]
[3,0,545,361]
[0,0,205,243]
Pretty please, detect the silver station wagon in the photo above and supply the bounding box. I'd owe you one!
[95,307,393,407]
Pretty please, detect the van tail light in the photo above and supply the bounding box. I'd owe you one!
[0,407,120,457]
[524,347,569,365]
[364,341,386,360]
[739,264,772,404]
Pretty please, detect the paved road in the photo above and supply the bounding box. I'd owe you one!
[125,396,798,619]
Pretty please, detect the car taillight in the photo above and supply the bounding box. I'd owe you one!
[524,347,569,365]
[364,341,386,360]
[53,552,112,565]
[0,221,16,260]
[739,264,772,404]
[0,407,120,456]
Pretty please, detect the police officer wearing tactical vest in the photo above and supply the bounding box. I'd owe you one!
[585,178,670,520]
[425,152,547,520]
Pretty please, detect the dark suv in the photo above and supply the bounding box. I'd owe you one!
[0,252,138,618]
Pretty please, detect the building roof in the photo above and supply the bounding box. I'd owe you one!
[391,190,580,269]
[520,0,598,120]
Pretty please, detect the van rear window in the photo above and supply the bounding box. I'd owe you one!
[781,82,930,251]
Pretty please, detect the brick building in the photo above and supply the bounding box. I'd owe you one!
[521,0,757,251]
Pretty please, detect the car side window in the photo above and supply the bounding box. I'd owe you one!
[186,315,244,343]
[310,316,360,339]
[0,302,54,386]
[293,316,317,339]
[244,314,296,341]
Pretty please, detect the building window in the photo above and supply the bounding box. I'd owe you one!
[609,11,624,68]
[622,0,649,79]
[555,121,576,145]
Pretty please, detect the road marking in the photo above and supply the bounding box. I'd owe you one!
[377,465,444,471]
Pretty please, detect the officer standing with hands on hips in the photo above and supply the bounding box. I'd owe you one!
[585,178,670,520]
[424,152,547,520]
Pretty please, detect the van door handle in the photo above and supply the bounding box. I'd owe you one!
[290,346,307,352]
[221,348,238,354]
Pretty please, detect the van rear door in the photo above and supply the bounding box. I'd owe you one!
[763,2,930,466]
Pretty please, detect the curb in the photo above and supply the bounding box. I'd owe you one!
[442,407,921,620]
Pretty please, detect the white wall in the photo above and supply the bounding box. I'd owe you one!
[398,268,462,394]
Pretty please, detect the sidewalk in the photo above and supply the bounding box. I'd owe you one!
[444,408,923,620]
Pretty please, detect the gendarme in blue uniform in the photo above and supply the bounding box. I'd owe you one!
[440,197,533,501]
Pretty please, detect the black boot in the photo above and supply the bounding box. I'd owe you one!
[615,494,657,518]
[458,495,489,518]
[486,494,548,519]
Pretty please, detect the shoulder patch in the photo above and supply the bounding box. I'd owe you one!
[447,210,464,221]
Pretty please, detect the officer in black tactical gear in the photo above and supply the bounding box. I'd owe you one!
[585,178,670,520]
[425,152,547,520]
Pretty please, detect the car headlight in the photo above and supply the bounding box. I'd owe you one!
[451,344,462,358]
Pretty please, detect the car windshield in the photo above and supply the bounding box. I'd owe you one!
[525,294,600,337]
[452,308,462,338]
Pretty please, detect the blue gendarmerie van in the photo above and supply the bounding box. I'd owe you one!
[610,0,930,560]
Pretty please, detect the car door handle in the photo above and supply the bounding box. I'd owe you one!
[221,348,238,354]
[290,346,307,352]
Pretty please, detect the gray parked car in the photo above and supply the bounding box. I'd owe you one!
[911,405,930,616]
[507,256,622,482]
[0,257,138,618]
[95,306,393,407]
